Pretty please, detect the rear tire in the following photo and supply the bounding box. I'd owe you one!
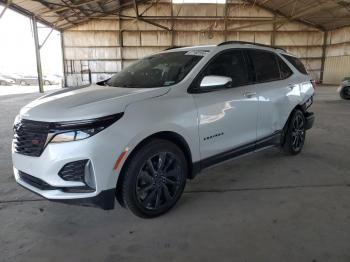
[121,139,187,218]
[340,86,350,100]
[282,109,306,155]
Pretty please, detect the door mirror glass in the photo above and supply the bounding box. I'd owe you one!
[200,75,232,90]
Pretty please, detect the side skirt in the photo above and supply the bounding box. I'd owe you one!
[191,131,282,178]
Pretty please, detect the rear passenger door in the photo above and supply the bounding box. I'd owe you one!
[191,50,258,160]
[247,49,297,140]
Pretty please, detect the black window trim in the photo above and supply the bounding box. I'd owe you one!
[187,48,253,94]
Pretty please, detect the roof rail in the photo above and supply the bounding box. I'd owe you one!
[164,46,185,50]
[218,41,286,52]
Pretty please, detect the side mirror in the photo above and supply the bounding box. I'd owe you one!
[200,75,232,90]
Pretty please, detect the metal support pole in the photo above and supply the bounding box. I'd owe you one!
[320,31,328,83]
[0,0,11,20]
[0,5,8,19]
[60,31,67,87]
[40,27,54,49]
[271,14,277,46]
[32,16,44,93]
[170,0,175,47]
[224,0,229,41]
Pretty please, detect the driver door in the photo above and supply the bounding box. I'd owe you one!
[191,49,258,161]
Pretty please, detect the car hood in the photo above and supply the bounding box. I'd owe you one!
[20,84,170,122]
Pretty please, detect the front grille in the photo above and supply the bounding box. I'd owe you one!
[18,171,57,190]
[13,119,50,157]
[58,160,88,182]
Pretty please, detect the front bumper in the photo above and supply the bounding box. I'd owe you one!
[11,126,129,210]
[14,168,115,209]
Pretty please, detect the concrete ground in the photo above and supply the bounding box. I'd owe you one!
[0,85,349,262]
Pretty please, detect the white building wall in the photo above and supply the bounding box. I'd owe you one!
[324,26,350,84]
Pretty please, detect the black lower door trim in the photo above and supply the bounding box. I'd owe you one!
[193,131,282,176]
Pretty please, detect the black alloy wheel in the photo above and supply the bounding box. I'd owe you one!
[291,113,305,152]
[282,109,306,155]
[136,152,182,210]
[121,139,187,218]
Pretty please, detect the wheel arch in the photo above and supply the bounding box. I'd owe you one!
[115,131,196,206]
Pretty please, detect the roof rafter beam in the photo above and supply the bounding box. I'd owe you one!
[244,0,326,31]
[289,0,332,20]
[40,0,101,15]
[139,0,158,17]
[32,0,78,26]
[273,0,296,12]
[133,0,139,18]
[0,0,61,30]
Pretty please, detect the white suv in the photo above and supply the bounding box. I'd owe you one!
[12,41,315,218]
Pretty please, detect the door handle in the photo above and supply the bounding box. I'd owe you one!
[243,92,257,98]
[287,84,295,89]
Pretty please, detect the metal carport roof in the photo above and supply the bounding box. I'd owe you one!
[0,0,350,32]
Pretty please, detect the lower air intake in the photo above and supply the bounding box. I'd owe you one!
[58,160,89,182]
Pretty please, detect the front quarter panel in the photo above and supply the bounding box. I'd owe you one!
[105,88,199,188]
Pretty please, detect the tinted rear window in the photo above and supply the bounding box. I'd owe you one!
[277,55,293,79]
[282,54,308,75]
[249,50,280,82]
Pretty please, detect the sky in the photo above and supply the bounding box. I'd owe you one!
[0,6,63,76]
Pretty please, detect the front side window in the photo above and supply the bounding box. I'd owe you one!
[249,50,280,83]
[199,50,250,88]
[105,51,204,88]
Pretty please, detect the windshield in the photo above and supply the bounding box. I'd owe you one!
[105,51,205,88]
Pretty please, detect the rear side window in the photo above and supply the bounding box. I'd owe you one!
[249,50,280,83]
[282,54,308,75]
[277,56,293,79]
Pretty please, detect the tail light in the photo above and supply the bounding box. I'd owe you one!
[310,79,317,89]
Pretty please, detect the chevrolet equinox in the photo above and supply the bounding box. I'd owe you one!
[12,41,315,218]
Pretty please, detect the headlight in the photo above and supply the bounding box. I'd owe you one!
[48,113,123,144]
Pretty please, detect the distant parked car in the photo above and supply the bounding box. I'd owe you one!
[338,77,350,100]
[0,76,15,85]
[45,75,62,85]
[18,75,60,86]
[2,73,23,84]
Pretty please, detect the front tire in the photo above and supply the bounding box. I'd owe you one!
[121,139,187,218]
[282,109,306,155]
